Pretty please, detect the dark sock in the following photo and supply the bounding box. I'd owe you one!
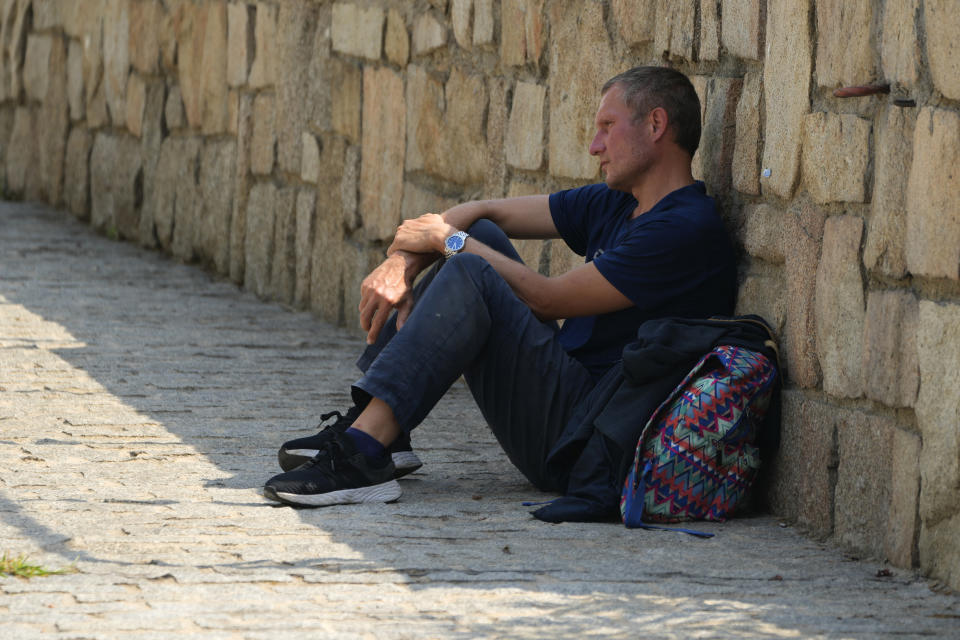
[345,427,388,465]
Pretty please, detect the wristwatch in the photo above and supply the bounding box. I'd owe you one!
[443,231,469,259]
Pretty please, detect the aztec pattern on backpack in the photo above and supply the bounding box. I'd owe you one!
[620,344,777,525]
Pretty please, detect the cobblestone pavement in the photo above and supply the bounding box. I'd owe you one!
[1,200,958,639]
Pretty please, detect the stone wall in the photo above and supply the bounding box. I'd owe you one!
[1,0,958,588]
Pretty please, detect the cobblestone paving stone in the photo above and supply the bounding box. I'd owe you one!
[1,201,958,639]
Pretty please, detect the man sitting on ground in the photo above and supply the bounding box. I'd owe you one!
[263,65,736,507]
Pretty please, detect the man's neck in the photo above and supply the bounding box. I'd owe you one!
[629,162,695,218]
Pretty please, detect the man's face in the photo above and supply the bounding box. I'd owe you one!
[589,84,654,193]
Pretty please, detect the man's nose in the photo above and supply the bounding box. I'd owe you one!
[589,133,603,155]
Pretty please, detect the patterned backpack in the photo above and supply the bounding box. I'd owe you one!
[619,344,777,530]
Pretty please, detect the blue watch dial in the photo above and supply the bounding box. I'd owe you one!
[446,235,465,251]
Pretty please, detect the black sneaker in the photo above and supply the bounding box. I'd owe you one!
[278,408,423,478]
[264,431,402,507]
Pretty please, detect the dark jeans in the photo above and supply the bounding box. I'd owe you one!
[353,220,595,491]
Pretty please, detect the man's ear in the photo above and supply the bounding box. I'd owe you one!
[648,107,669,143]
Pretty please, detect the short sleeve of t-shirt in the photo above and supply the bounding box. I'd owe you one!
[549,184,634,258]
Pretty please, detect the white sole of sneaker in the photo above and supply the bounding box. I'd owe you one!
[270,479,402,506]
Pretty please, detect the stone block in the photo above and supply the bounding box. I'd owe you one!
[32,0,64,30]
[474,0,496,47]
[23,34,52,102]
[79,6,108,128]
[64,127,93,220]
[67,39,85,121]
[699,0,719,61]
[311,135,350,323]
[924,0,960,101]
[693,76,742,196]
[905,108,960,280]
[360,66,405,240]
[721,0,763,59]
[611,0,657,44]
[384,9,409,66]
[332,2,384,60]
[915,301,960,526]
[148,137,202,259]
[815,0,876,88]
[5,108,38,200]
[501,0,527,65]
[862,291,919,409]
[200,1,229,135]
[176,1,206,127]
[400,182,457,223]
[451,0,472,48]
[505,81,545,170]
[244,182,277,298]
[549,239,581,277]
[3,0,31,101]
[548,2,612,180]
[331,58,362,143]
[761,0,811,199]
[919,513,960,591]
[248,2,278,88]
[413,12,446,56]
[137,78,166,247]
[250,92,276,176]
[742,204,784,264]
[783,200,826,388]
[341,144,361,231]
[164,84,186,130]
[89,132,143,239]
[735,269,786,334]
[103,0,130,126]
[887,428,920,568]
[881,0,919,89]
[275,0,321,175]
[766,390,838,538]
[864,106,915,279]
[129,0,161,74]
[227,2,254,87]
[815,215,865,398]
[295,190,316,309]
[834,410,895,558]
[270,186,297,304]
[485,76,509,198]
[125,73,146,137]
[230,92,255,284]
[39,35,68,206]
[801,112,871,204]
[654,0,695,61]
[198,140,237,275]
[300,133,320,184]
[732,70,762,195]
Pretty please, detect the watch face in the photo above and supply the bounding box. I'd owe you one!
[446,234,465,251]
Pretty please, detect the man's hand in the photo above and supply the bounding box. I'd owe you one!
[359,253,417,344]
[387,213,457,256]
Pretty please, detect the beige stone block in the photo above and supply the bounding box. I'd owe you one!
[505,81,545,170]
[501,0,526,65]
[5,107,41,200]
[331,58,362,144]
[3,0,31,101]
[270,186,297,304]
[158,2,178,72]
[176,1,206,128]
[310,194,347,325]
[699,0,719,61]
[227,89,240,136]
[164,84,186,130]
[694,76,742,196]
[721,0,763,59]
[248,2,278,88]
[611,0,656,46]
[311,135,349,323]
[294,190,316,309]
[83,13,110,129]
[862,290,919,409]
[137,77,166,247]
[67,39,85,122]
[761,0,811,199]
[384,9,409,66]
[413,12,446,56]
[274,0,322,176]
[549,239,581,277]
[834,411,895,558]
[405,65,440,173]
[342,143,361,232]
[152,137,202,259]
[905,108,960,280]
[783,200,826,388]
[197,140,237,275]
[864,106,915,279]
[200,1,229,135]
[485,76,509,198]
[815,215,865,398]
[881,0,920,89]
[732,70,762,195]
[915,301,960,526]
[451,0,472,48]
[801,112,871,204]
[38,35,68,207]
[654,0,695,61]
[227,2,254,87]
[32,0,64,30]
[89,132,143,239]
[886,428,921,568]
[64,127,93,220]
[735,269,786,334]
[332,2,383,60]
[244,182,278,298]
[925,0,960,101]
[815,0,875,88]
[23,34,52,102]
[125,73,146,137]
[766,390,838,537]
[230,92,255,284]
[129,0,161,74]
[743,204,785,264]
[548,2,612,180]
[400,182,457,222]
[919,513,960,591]
[360,66,405,240]
[474,0,496,46]
[301,133,320,184]
[250,92,276,176]
[103,0,130,126]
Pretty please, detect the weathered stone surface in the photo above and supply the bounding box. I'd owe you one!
[63,127,92,220]
[835,411,895,557]
[89,132,143,239]
[230,92,255,284]
[815,0,876,87]
[23,34,52,102]
[401,182,457,223]
[198,140,236,275]
[905,107,960,280]
[413,12,446,56]
[38,35,68,206]
[5,108,38,200]
[915,301,960,526]
[887,428,921,568]
[693,76,742,196]
[300,133,320,184]
[270,187,297,304]
[611,0,656,45]
[767,390,838,538]
[67,39,85,121]
[783,200,826,388]
[801,112,871,204]
[129,0,161,74]
[148,137,202,259]
[735,269,786,333]
[360,66,405,240]
[881,0,919,89]
[294,190,316,308]
[103,0,130,126]
[550,238,581,277]
[244,182,277,298]
[925,0,960,100]
[501,0,528,65]
[721,0,763,59]
[761,0,811,199]
[2,0,31,101]
[743,204,785,263]
[919,513,960,590]
[311,135,350,323]
[136,77,166,247]
[548,2,612,180]
[125,73,146,137]
[332,2,383,60]
[275,0,321,175]
[864,106,915,279]
[164,83,186,130]
[505,81,545,170]
[862,290,919,409]
[654,0,695,61]
[227,2,254,87]
[176,1,206,127]
[699,0,719,61]
[78,5,109,128]
[474,0,496,46]
[732,70,762,195]
[331,58,361,143]
[250,92,276,176]
[451,0,472,48]
[384,9,409,66]
[484,76,508,197]
[248,2,278,88]
[815,215,865,398]
[200,1,229,134]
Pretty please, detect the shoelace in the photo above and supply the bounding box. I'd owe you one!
[300,437,347,476]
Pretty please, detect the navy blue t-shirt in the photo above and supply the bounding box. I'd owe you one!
[548,181,736,378]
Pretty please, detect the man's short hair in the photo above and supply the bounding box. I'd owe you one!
[601,66,701,157]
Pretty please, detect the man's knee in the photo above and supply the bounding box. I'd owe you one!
[465,218,504,245]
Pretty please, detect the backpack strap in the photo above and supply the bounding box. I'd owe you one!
[623,461,715,538]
